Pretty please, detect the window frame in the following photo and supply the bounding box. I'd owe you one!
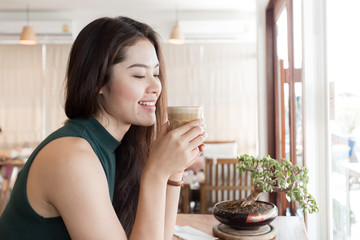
[266,0,304,216]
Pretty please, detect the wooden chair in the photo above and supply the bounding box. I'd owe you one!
[0,159,25,215]
[200,158,253,214]
[178,184,191,213]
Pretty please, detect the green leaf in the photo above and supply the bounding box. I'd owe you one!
[276,172,285,178]
[236,154,319,214]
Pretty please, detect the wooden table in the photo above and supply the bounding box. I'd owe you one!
[174,214,308,240]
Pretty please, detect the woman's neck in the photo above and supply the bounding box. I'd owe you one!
[93,112,130,141]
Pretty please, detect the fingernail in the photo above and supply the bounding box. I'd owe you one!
[204,132,208,139]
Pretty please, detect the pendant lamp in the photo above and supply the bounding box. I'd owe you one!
[169,6,184,45]
[20,5,37,45]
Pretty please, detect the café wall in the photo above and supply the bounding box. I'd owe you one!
[0,43,258,154]
[0,6,259,154]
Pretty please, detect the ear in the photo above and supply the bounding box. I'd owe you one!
[99,86,105,94]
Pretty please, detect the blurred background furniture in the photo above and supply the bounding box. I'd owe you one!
[0,147,30,215]
[179,184,191,213]
[202,140,238,159]
[200,157,253,214]
[179,140,239,213]
[0,158,25,215]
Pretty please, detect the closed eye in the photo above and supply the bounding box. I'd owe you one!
[133,75,145,79]
[154,74,160,78]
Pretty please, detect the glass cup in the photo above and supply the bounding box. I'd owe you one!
[167,106,204,130]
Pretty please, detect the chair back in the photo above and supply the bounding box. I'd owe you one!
[203,140,238,159]
[200,157,253,214]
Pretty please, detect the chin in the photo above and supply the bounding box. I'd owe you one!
[133,113,157,127]
[138,122,155,127]
[138,118,156,127]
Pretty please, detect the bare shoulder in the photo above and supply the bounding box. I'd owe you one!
[29,137,125,238]
[35,137,105,198]
[34,137,100,182]
[27,136,107,217]
[40,136,97,163]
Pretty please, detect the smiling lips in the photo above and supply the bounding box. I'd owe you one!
[138,101,155,106]
[138,101,156,111]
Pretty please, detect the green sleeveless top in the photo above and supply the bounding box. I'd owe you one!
[0,117,121,239]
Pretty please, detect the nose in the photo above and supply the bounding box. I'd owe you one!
[147,75,162,97]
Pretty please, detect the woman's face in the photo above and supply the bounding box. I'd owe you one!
[100,39,162,127]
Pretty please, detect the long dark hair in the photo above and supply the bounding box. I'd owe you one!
[64,16,167,237]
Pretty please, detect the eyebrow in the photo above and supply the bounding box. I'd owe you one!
[127,63,160,69]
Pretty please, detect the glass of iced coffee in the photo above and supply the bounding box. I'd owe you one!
[167,106,204,130]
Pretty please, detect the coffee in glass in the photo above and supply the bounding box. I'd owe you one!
[167,106,203,130]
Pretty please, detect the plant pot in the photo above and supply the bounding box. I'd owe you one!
[213,200,278,230]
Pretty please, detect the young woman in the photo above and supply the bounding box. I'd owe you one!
[0,16,206,240]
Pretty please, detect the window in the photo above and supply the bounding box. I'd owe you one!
[327,1,360,239]
[266,0,303,216]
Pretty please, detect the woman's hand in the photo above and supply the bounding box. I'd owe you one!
[146,119,206,179]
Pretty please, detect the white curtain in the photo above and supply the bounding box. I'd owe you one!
[0,44,70,148]
[43,45,71,136]
[0,43,257,155]
[0,45,43,147]
[163,43,257,154]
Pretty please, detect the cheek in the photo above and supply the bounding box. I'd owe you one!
[110,82,141,104]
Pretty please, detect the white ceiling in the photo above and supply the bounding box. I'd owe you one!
[0,0,256,12]
[0,0,258,43]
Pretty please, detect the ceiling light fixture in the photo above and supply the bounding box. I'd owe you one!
[20,5,37,45]
[169,5,184,45]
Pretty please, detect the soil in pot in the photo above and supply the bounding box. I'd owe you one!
[213,200,278,230]
[215,201,273,213]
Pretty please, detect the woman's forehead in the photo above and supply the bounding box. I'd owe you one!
[123,39,158,64]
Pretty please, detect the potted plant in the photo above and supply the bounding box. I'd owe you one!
[213,154,319,231]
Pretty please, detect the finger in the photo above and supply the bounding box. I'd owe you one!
[203,131,208,139]
[184,148,201,169]
[189,134,206,151]
[189,148,201,163]
[198,132,208,151]
[198,143,206,153]
[171,119,204,136]
[181,126,204,144]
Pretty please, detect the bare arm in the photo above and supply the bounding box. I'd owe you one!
[131,120,204,240]
[162,125,207,240]
[130,169,167,239]
[164,171,183,240]
[163,149,206,240]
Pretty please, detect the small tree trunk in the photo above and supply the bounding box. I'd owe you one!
[240,186,263,207]
[240,183,297,208]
